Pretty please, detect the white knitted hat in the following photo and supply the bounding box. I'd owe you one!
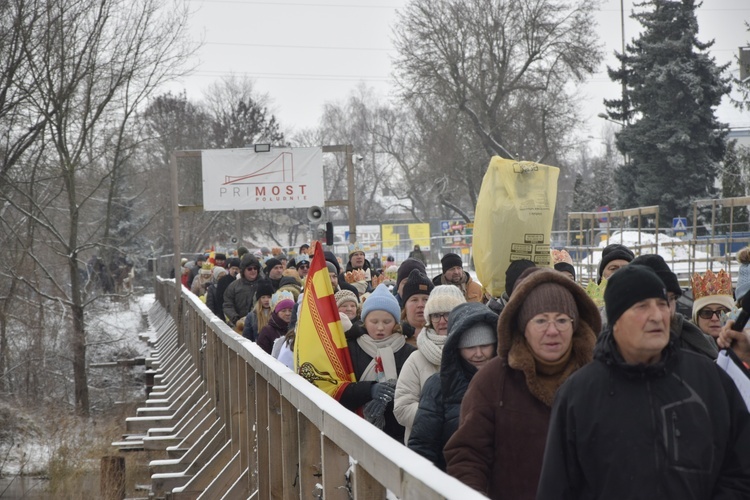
[334,289,358,309]
[423,285,466,328]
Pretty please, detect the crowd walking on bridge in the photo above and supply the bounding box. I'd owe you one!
[177,242,750,499]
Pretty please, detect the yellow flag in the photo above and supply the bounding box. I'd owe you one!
[294,242,356,399]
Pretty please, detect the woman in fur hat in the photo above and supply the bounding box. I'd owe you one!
[444,269,600,500]
[338,284,416,442]
[394,285,466,443]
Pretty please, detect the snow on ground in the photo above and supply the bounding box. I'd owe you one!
[576,230,737,281]
[1,293,157,478]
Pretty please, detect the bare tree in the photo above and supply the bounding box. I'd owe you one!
[393,0,602,160]
[0,0,194,414]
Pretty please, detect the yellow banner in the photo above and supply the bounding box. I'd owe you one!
[474,158,559,297]
[381,223,431,252]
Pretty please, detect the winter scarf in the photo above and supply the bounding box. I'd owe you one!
[416,328,447,366]
[357,333,406,381]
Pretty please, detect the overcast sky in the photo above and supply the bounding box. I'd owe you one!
[169,0,750,150]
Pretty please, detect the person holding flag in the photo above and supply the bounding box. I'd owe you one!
[338,284,416,442]
[294,242,416,441]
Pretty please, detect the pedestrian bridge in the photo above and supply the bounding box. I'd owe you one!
[114,277,486,499]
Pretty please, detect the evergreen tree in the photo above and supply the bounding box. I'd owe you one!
[719,140,750,228]
[604,0,730,225]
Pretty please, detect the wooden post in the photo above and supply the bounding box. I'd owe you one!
[100,455,125,500]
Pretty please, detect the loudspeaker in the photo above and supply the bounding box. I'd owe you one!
[307,205,323,223]
[325,222,334,246]
[230,236,239,244]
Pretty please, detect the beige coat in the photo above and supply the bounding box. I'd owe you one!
[394,349,439,444]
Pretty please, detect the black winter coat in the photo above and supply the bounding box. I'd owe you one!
[537,329,750,500]
[407,304,496,470]
[338,324,416,443]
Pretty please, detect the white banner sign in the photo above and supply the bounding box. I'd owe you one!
[201,147,325,211]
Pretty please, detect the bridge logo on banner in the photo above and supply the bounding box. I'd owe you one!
[201,147,325,211]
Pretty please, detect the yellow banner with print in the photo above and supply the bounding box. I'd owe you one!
[474,157,559,297]
[381,223,431,252]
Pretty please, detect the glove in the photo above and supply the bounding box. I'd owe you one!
[370,381,396,401]
[363,380,396,429]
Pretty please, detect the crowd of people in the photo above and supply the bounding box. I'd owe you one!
[178,240,750,499]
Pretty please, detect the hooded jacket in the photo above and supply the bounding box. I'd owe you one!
[672,312,719,359]
[537,330,750,500]
[408,303,498,470]
[445,269,600,500]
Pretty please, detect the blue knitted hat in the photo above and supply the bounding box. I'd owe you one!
[361,284,401,323]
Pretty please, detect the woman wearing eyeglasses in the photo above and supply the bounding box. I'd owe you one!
[690,269,735,340]
[394,285,466,444]
[444,268,600,500]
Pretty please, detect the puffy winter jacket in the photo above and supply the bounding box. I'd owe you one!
[407,303,495,469]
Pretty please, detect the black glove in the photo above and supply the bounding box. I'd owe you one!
[370,381,396,402]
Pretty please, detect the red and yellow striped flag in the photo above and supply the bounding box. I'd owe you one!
[294,242,356,400]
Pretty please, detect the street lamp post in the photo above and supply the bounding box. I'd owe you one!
[597,113,628,166]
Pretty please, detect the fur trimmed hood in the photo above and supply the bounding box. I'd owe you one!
[497,268,602,359]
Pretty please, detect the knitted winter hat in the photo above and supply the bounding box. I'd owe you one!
[256,280,275,299]
[604,265,667,326]
[554,262,576,279]
[441,253,463,273]
[214,252,226,261]
[424,285,466,326]
[212,267,227,280]
[517,282,578,331]
[458,323,497,349]
[324,251,341,274]
[226,257,240,269]
[396,258,426,290]
[631,254,681,296]
[736,247,750,302]
[401,269,434,303]
[264,258,282,276]
[271,290,295,313]
[505,259,536,296]
[237,246,249,258]
[597,243,635,283]
[335,289,358,309]
[361,284,401,322]
[326,261,338,275]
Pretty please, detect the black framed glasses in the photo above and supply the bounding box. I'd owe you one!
[697,308,728,320]
[429,312,450,322]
